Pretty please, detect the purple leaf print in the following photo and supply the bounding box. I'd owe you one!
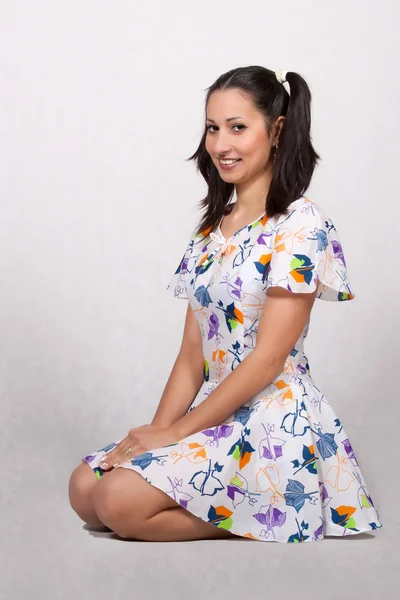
[265,444,283,460]
[202,424,234,447]
[253,504,287,540]
[257,230,272,244]
[313,518,324,541]
[318,480,333,508]
[208,312,221,341]
[331,239,346,267]
[83,454,96,463]
[219,272,243,300]
[226,483,246,507]
[234,275,243,288]
[342,438,359,466]
[166,476,194,510]
[259,423,286,461]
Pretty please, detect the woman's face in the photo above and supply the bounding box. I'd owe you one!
[205,88,278,184]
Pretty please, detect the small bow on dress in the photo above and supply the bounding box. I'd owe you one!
[209,230,232,258]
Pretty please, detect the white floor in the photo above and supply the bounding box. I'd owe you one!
[2,472,398,600]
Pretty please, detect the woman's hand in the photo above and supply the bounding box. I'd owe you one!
[99,424,180,470]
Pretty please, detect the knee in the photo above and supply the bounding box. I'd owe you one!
[68,462,97,512]
[92,477,119,521]
[91,474,132,538]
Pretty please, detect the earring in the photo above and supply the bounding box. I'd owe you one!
[273,144,278,163]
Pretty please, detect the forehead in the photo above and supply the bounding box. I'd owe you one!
[206,88,260,121]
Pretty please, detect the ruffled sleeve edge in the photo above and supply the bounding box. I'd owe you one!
[265,199,356,302]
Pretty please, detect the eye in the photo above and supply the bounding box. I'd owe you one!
[232,124,246,132]
[206,124,246,133]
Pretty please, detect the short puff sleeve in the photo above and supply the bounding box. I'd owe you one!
[166,226,204,299]
[266,199,355,302]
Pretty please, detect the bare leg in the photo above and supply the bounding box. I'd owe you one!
[130,505,240,542]
[91,468,240,541]
[68,462,112,531]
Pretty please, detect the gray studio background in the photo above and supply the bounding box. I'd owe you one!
[1,1,398,599]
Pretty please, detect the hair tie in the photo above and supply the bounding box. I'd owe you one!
[275,71,288,84]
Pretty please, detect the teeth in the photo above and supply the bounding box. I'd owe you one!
[220,159,240,165]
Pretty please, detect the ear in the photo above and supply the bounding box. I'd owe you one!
[272,116,285,145]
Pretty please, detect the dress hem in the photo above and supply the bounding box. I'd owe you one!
[82,456,383,544]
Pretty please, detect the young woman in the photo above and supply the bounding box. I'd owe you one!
[69,66,382,543]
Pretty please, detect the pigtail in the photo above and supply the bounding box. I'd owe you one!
[267,71,320,216]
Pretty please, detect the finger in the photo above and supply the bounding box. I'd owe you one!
[103,427,147,466]
[100,437,129,469]
[106,438,138,468]
[112,443,143,467]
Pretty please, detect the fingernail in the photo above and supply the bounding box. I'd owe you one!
[100,461,108,468]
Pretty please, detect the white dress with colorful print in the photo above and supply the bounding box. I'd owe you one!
[83,196,382,543]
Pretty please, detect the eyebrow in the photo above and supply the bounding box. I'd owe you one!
[205,116,246,123]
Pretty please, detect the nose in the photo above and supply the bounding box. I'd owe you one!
[210,132,235,156]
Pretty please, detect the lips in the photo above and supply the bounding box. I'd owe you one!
[218,158,242,171]
[219,159,242,164]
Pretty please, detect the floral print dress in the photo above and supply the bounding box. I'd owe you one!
[83,196,382,543]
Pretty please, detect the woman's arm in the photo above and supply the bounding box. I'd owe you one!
[151,304,204,428]
[171,286,318,439]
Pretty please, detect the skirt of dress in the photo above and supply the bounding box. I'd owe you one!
[82,374,383,543]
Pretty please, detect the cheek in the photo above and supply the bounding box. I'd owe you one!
[246,141,272,164]
[241,134,269,158]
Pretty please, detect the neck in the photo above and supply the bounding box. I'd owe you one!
[234,166,273,215]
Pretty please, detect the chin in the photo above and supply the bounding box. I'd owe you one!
[222,171,244,179]
[220,174,241,182]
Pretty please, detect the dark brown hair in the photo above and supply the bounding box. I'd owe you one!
[186,65,320,235]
